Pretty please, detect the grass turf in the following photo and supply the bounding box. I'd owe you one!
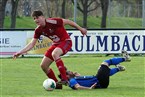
[0,55,144,97]
[4,16,142,29]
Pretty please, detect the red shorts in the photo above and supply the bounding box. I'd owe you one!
[45,40,72,60]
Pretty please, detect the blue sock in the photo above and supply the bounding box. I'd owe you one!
[104,57,125,66]
[109,68,119,76]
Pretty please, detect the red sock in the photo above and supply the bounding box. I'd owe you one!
[46,68,58,82]
[55,58,68,81]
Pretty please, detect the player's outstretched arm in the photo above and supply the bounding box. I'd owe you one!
[63,19,87,36]
[74,83,96,90]
[90,83,97,89]
[13,38,37,59]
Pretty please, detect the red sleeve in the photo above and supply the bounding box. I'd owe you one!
[46,18,63,26]
[33,27,41,39]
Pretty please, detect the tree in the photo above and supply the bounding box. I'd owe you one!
[23,0,31,16]
[115,0,142,18]
[61,0,66,18]
[0,0,8,28]
[10,0,19,28]
[44,0,60,17]
[100,0,109,28]
[45,0,50,17]
[72,0,100,28]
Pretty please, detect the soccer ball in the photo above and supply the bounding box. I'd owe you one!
[43,79,56,91]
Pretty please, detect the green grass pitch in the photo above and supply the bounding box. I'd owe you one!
[0,55,144,97]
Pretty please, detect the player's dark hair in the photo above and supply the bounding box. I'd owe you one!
[31,10,43,17]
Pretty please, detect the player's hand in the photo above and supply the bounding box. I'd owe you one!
[74,72,81,77]
[80,28,87,36]
[89,83,97,89]
[13,52,21,59]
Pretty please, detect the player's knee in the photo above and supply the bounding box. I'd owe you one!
[52,52,60,60]
[52,48,63,60]
[101,62,109,67]
[40,64,44,70]
[51,52,56,58]
[40,64,47,72]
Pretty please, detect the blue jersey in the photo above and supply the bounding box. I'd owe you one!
[69,76,100,89]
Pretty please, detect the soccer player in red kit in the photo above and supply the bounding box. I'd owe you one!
[13,10,87,89]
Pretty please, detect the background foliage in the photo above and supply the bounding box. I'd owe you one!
[0,0,143,28]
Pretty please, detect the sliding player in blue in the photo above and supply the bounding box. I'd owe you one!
[59,50,131,90]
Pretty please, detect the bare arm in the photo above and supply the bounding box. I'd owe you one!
[73,72,81,77]
[13,38,37,59]
[74,83,97,90]
[63,19,87,36]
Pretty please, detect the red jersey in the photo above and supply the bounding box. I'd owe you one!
[34,18,71,43]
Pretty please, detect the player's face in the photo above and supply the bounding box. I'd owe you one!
[33,16,45,26]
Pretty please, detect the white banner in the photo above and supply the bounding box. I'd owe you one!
[68,30,145,54]
[0,30,144,57]
[0,31,27,56]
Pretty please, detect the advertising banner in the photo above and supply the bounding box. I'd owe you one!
[0,31,27,56]
[27,31,52,54]
[68,30,145,54]
[0,29,144,57]
[26,30,145,54]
